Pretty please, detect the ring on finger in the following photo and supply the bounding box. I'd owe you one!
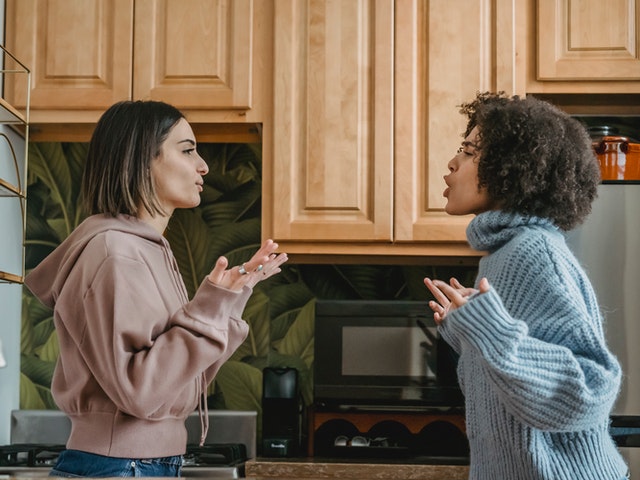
[238,263,248,275]
[256,264,264,272]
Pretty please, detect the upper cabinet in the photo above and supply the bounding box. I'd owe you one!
[262,0,520,258]
[4,0,133,117]
[4,0,270,139]
[267,0,395,248]
[527,0,640,93]
[9,0,638,259]
[134,0,253,112]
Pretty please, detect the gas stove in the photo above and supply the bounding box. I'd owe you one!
[0,410,257,478]
[0,443,248,478]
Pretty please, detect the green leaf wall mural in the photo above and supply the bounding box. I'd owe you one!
[20,141,477,444]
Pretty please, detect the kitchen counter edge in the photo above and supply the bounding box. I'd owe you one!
[245,458,470,480]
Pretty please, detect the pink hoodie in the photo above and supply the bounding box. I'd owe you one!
[24,214,250,458]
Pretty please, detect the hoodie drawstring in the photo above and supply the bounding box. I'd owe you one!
[197,373,209,446]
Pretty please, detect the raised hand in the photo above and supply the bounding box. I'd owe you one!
[423,276,490,325]
[207,239,288,291]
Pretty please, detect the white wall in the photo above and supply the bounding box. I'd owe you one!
[0,0,27,444]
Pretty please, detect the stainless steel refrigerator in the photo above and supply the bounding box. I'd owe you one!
[565,182,640,474]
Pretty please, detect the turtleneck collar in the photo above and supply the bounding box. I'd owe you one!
[466,210,558,252]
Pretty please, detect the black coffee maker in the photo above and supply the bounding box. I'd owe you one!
[261,367,301,457]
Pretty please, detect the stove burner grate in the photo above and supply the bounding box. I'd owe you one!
[0,444,65,468]
[0,443,247,469]
[183,443,247,467]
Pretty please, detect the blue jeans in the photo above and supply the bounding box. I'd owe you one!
[49,449,183,477]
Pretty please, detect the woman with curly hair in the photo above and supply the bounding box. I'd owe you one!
[424,92,628,479]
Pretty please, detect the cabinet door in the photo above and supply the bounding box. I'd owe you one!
[134,0,254,111]
[4,0,133,112]
[266,0,517,256]
[395,0,518,243]
[269,0,394,243]
[537,0,640,82]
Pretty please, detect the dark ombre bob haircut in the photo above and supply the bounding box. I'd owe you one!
[81,100,185,217]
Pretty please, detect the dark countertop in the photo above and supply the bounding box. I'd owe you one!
[245,458,470,480]
[0,459,470,480]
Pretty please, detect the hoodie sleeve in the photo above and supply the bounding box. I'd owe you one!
[174,277,253,386]
[69,253,249,419]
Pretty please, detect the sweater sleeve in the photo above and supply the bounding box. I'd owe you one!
[76,254,249,419]
[440,286,621,432]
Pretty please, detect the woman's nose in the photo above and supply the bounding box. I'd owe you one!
[198,156,209,175]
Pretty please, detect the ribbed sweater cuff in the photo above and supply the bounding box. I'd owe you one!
[442,288,528,358]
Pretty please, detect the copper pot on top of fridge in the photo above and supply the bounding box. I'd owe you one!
[589,127,640,181]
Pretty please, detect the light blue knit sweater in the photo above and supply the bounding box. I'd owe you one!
[440,211,629,480]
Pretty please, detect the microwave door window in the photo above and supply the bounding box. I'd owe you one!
[341,326,437,380]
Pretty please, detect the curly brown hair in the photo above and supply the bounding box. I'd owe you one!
[459,92,600,230]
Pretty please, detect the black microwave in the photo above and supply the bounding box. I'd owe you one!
[313,300,463,409]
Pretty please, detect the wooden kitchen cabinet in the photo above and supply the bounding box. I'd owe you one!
[263,0,520,259]
[4,0,132,118]
[4,0,268,137]
[527,0,640,94]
